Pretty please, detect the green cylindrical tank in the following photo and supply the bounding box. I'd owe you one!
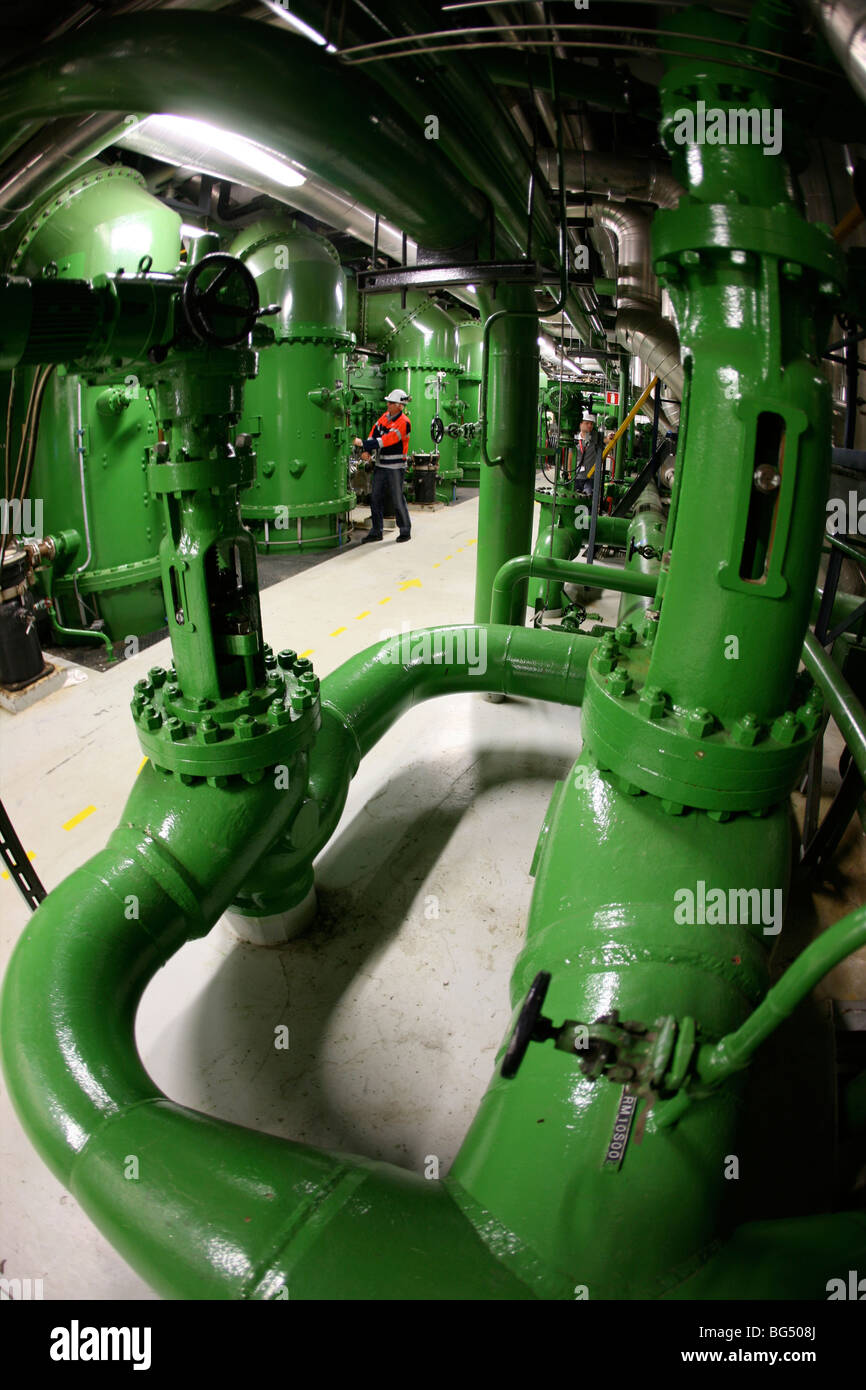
[5,164,182,642]
[456,321,483,487]
[363,291,461,501]
[229,219,355,553]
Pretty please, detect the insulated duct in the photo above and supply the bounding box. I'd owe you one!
[809,0,866,103]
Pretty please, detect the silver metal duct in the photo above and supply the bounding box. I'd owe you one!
[538,150,684,210]
[0,114,133,231]
[592,203,683,428]
[810,0,866,103]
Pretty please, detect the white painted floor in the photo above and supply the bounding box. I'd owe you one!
[0,490,620,1300]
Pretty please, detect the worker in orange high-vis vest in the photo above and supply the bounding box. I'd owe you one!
[353,389,412,543]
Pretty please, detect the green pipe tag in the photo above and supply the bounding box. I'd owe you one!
[604,1089,638,1170]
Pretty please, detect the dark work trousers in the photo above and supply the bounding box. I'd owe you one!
[370,465,411,538]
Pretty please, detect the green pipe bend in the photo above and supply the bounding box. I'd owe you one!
[490,553,657,626]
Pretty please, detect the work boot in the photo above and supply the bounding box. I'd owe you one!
[361,533,383,543]
[396,533,411,543]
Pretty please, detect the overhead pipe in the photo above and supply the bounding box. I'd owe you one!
[538,150,685,210]
[809,0,866,103]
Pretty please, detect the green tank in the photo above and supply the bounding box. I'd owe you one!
[229,219,355,553]
[363,291,461,501]
[4,164,182,643]
[456,321,484,487]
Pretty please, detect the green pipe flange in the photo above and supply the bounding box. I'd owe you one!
[54,554,163,594]
[243,491,355,519]
[131,649,320,779]
[652,203,846,287]
[385,358,462,374]
[581,630,824,813]
[280,327,355,348]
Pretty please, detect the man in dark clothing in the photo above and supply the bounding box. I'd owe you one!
[573,412,602,497]
[354,389,412,543]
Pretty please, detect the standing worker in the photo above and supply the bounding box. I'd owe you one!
[354,389,412,544]
[573,411,601,497]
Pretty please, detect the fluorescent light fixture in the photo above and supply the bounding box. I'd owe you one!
[119,115,306,190]
[262,1,332,48]
[466,283,476,293]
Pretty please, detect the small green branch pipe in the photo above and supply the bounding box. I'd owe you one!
[802,630,866,781]
[529,503,630,614]
[698,903,866,1086]
[44,565,116,660]
[490,554,657,627]
[473,286,539,625]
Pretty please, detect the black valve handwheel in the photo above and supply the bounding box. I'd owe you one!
[430,416,445,445]
[501,970,553,1079]
[181,253,260,347]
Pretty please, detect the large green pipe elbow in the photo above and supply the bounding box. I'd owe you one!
[1,623,596,1299]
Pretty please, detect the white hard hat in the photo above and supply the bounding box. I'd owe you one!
[385,389,410,403]
[582,411,596,422]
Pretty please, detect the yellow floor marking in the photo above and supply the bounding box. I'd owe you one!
[433,563,441,568]
[398,579,422,590]
[299,649,314,658]
[64,806,96,832]
[330,627,347,636]
[2,851,35,881]
[467,538,477,545]
[137,757,148,776]
[379,596,392,604]
[444,555,453,561]
[355,611,370,620]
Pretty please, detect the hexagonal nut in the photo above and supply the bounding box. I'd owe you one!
[291,690,314,712]
[796,704,823,736]
[596,652,618,674]
[267,671,284,688]
[685,707,715,739]
[277,649,297,672]
[732,713,762,746]
[198,717,221,745]
[299,671,320,693]
[135,678,154,698]
[639,686,668,720]
[148,666,167,687]
[771,711,802,745]
[607,669,634,697]
[267,704,293,727]
[165,683,180,701]
[166,718,187,742]
[238,689,253,707]
[679,249,701,267]
[614,624,636,648]
[235,714,259,739]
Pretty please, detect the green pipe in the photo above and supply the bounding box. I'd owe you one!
[698,904,866,1085]
[44,565,116,660]
[473,286,539,626]
[490,554,657,627]
[614,359,628,481]
[802,630,866,782]
[0,13,487,254]
[617,484,666,630]
[1,623,593,1300]
[230,623,597,920]
[529,507,630,614]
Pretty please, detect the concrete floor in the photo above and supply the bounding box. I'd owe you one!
[1,488,864,1299]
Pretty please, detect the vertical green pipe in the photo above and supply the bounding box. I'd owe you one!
[473,285,539,624]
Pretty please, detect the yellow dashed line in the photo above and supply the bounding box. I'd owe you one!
[467,538,476,545]
[433,563,441,568]
[444,555,453,561]
[379,596,392,605]
[63,806,96,832]
[137,757,148,776]
[299,649,314,658]
[2,852,35,881]
[355,611,370,620]
[330,626,347,637]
